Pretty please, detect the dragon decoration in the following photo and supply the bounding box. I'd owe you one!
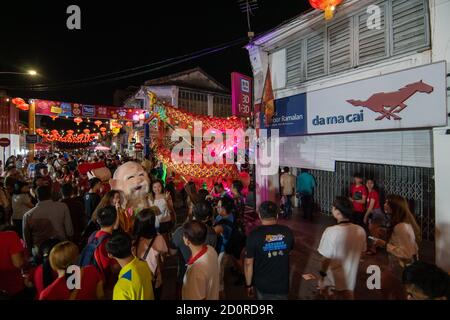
[145,91,245,183]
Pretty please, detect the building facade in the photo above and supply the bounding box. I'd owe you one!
[123,67,232,117]
[0,91,20,160]
[247,0,450,270]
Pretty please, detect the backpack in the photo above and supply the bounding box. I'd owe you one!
[78,231,111,272]
[215,218,246,259]
[79,219,100,249]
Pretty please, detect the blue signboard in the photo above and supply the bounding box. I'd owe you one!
[260,93,307,137]
[82,105,96,117]
[60,102,72,117]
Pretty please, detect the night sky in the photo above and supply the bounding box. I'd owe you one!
[1,0,310,106]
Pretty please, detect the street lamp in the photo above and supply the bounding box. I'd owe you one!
[0,70,38,76]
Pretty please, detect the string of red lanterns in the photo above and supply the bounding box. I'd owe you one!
[36,128,98,144]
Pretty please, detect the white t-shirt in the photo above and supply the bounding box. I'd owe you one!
[387,222,418,261]
[149,198,172,227]
[135,235,168,288]
[318,223,367,291]
[182,245,220,300]
[136,235,168,274]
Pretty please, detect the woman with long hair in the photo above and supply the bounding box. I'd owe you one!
[148,180,176,243]
[374,194,421,299]
[184,181,198,221]
[132,207,168,300]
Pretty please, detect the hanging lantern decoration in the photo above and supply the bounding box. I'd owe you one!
[11,97,25,106]
[36,128,44,135]
[94,120,102,127]
[17,103,29,111]
[309,0,342,20]
[83,129,90,135]
[51,129,59,135]
[50,115,58,121]
[100,127,107,132]
[66,130,74,135]
[74,117,83,125]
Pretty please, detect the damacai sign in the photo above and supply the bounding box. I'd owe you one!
[261,62,447,136]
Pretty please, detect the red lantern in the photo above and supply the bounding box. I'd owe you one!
[18,103,29,111]
[50,115,58,121]
[11,97,25,106]
[66,130,74,135]
[74,117,83,125]
[36,128,44,135]
[83,129,90,135]
[94,120,102,127]
[100,127,107,132]
[309,0,342,20]
[51,130,59,135]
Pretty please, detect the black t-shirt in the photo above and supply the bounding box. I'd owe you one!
[246,224,294,295]
[84,192,101,219]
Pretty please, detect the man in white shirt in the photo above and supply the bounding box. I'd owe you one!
[182,221,219,300]
[317,197,366,300]
[279,167,296,219]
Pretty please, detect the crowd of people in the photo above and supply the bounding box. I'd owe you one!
[0,153,448,301]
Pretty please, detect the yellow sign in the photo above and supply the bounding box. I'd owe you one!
[51,106,62,114]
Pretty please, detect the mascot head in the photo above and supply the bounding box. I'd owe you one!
[109,161,150,202]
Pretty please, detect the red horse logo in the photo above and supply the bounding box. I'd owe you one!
[346,80,433,120]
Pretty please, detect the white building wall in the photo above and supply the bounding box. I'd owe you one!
[0,133,21,160]
[430,0,450,271]
[278,129,433,171]
[249,0,450,268]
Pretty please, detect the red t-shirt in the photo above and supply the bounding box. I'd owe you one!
[32,264,58,299]
[350,184,368,213]
[0,231,25,295]
[39,265,102,300]
[94,230,117,289]
[367,190,381,210]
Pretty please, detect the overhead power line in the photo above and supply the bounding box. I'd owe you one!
[0,36,247,91]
